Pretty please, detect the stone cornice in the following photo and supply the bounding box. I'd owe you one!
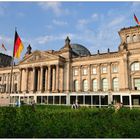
[0,65,19,71]
[72,51,123,62]
[0,53,12,58]
[119,25,140,34]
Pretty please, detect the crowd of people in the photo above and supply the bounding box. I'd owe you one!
[71,100,80,109]
[15,99,36,111]
[71,100,123,111]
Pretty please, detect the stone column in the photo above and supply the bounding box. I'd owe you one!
[21,69,26,92]
[56,65,59,92]
[32,67,35,92]
[21,69,24,92]
[78,65,82,92]
[25,68,29,92]
[108,62,112,91]
[6,73,10,93]
[2,74,4,93]
[6,73,9,93]
[52,67,56,92]
[12,73,14,92]
[45,68,48,91]
[40,66,43,92]
[18,69,22,93]
[123,58,129,90]
[66,62,71,93]
[97,64,101,91]
[47,65,51,92]
[88,65,91,91]
[60,66,64,92]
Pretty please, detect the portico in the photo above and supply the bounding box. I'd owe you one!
[19,64,64,93]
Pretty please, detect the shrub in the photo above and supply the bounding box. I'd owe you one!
[0,105,140,138]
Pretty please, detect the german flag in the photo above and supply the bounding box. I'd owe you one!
[1,43,7,51]
[134,14,140,25]
[13,31,24,58]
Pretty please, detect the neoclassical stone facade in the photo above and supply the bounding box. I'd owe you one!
[0,25,140,107]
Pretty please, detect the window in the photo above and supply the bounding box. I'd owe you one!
[3,84,6,93]
[112,64,118,73]
[102,66,107,73]
[92,79,97,91]
[92,67,96,74]
[102,78,108,91]
[14,83,17,92]
[112,78,119,91]
[74,80,79,92]
[83,80,88,91]
[4,75,6,81]
[83,68,87,75]
[134,79,140,90]
[133,35,138,42]
[73,69,78,76]
[131,62,140,71]
[14,75,17,80]
[126,36,131,43]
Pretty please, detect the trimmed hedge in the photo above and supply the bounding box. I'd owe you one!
[0,105,140,138]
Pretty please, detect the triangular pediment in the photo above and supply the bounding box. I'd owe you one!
[19,50,60,64]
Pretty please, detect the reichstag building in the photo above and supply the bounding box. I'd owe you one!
[0,25,140,108]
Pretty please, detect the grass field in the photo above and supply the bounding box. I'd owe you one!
[0,105,140,138]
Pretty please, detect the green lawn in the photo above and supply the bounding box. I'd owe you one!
[0,105,140,138]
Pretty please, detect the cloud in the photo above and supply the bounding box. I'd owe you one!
[0,3,7,16]
[33,33,75,46]
[108,16,125,27]
[131,2,140,12]
[38,2,69,16]
[78,19,89,25]
[35,35,54,44]
[76,13,99,30]
[91,13,99,20]
[52,19,68,26]
[132,2,140,8]
[17,12,25,18]
[74,9,131,54]
[45,24,53,30]
[77,19,90,30]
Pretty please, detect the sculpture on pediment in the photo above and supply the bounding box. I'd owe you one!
[24,44,32,59]
[26,44,32,55]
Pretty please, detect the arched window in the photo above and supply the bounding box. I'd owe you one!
[112,78,119,91]
[126,36,131,43]
[102,78,108,91]
[92,79,97,91]
[133,35,138,42]
[131,62,140,71]
[83,80,88,91]
[74,80,78,92]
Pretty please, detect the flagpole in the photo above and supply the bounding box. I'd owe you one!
[9,27,16,106]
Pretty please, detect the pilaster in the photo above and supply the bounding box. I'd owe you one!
[88,65,91,91]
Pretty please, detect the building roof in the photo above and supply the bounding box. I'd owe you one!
[60,43,91,56]
[71,44,91,56]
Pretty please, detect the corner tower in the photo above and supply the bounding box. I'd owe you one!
[118,26,140,51]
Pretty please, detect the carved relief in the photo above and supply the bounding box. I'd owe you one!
[20,51,60,64]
